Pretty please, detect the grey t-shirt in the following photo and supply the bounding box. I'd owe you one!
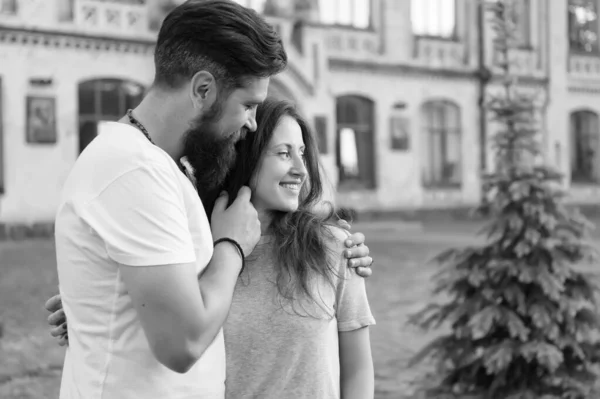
[223,233,376,399]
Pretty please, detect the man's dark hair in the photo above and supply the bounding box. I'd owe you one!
[153,0,287,91]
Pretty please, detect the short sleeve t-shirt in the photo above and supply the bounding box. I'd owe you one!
[55,122,224,399]
[223,230,376,399]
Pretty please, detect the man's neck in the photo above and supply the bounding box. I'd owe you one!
[120,89,189,160]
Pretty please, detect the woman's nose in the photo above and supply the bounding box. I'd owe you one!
[292,155,307,178]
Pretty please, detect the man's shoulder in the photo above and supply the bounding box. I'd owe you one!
[61,122,179,202]
[80,122,177,174]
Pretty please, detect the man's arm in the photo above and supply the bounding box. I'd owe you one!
[120,242,243,373]
[75,164,259,373]
[45,190,259,359]
[46,239,248,357]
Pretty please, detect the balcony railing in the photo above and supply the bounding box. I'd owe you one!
[0,0,154,40]
[491,47,541,77]
[569,52,600,81]
[324,26,380,61]
[413,36,467,70]
[75,0,149,36]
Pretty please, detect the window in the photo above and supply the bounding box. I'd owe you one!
[0,0,17,15]
[231,0,267,13]
[320,0,370,29]
[411,0,456,38]
[78,79,145,153]
[57,0,75,22]
[421,100,462,187]
[514,0,532,47]
[0,77,4,194]
[570,110,600,182]
[336,96,376,190]
[569,0,599,53]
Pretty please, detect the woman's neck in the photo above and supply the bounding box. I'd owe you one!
[257,209,273,236]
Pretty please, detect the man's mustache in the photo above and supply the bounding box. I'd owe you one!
[234,128,249,141]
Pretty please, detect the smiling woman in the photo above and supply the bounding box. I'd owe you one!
[250,114,308,215]
[206,97,376,399]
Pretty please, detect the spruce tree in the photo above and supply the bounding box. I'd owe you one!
[408,1,600,398]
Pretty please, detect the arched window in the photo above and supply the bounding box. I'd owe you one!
[570,110,600,182]
[421,100,462,187]
[78,79,145,153]
[336,95,376,190]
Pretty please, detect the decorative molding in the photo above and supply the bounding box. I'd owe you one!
[0,26,155,55]
[328,58,549,86]
[568,85,600,95]
[329,58,478,80]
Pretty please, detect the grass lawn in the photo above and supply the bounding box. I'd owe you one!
[0,226,494,398]
[0,240,64,399]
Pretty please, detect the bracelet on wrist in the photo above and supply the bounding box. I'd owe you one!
[213,238,246,276]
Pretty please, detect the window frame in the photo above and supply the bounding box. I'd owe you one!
[421,100,463,188]
[570,109,600,183]
[78,79,145,153]
[411,0,458,40]
[0,0,17,15]
[568,0,600,54]
[335,95,377,191]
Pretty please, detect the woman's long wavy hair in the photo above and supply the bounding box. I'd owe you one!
[196,98,340,317]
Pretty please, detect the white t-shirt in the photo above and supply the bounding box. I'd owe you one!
[55,122,224,399]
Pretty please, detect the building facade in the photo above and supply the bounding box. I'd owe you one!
[0,0,599,225]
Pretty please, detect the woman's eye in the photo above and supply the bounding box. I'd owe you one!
[278,151,290,158]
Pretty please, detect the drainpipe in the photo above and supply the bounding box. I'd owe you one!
[476,1,491,206]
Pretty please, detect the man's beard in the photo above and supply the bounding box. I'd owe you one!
[181,102,240,194]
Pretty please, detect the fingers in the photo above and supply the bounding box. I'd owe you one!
[58,334,69,347]
[212,192,229,215]
[44,294,62,312]
[344,244,370,260]
[344,232,366,248]
[50,322,67,337]
[235,186,252,202]
[337,219,352,231]
[348,256,373,269]
[47,309,66,327]
[355,266,373,278]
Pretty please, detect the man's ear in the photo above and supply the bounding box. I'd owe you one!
[189,70,218,111]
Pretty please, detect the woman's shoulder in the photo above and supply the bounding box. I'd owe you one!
[322,224,350,253]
